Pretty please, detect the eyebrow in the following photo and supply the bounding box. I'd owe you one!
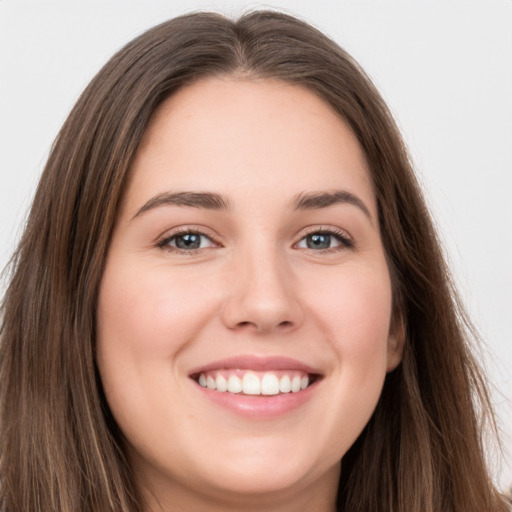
[131,191,230,220]
[290,190,373,221]
[131,189,372,222]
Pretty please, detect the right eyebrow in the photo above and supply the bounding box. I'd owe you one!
[131,191,231,220]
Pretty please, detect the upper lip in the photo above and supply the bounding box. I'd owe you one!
[188,355,322,376]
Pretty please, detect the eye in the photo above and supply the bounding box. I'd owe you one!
[295,230,353,251]
[157,230,218,252]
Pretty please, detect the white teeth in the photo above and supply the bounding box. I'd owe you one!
[261,373,280,395]
[216,374,228,392]
[206,375,216,390]
[279,375,291,393]
[242,372,261,395]
[291,376,301,393]
[227,375,243,393]
[198,371,312,395]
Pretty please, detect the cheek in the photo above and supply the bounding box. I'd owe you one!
[281,264,393,465]
[314,266,392,335]
[305,263,393,377]
[95,259,223,437]
[96,260,218,362]
[95,260,221,451]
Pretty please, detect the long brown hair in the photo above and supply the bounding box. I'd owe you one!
[1,10,509,512]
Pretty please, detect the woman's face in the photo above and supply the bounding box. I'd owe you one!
[97,77,402,509]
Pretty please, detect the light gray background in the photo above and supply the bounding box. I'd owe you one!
[1,0,511,490]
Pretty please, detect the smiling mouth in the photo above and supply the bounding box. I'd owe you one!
[191,369,320,396]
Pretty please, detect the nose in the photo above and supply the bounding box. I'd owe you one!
[221,246,303,335]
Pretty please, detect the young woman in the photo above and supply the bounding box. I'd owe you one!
[0,10,509,512]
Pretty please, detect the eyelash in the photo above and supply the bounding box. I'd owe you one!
[297,227,354,252]
[156,226,354,254]
[156,229,218,253]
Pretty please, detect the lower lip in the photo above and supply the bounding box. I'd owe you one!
[192,379,320,418]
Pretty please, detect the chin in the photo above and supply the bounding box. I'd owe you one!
[196,450,332,498]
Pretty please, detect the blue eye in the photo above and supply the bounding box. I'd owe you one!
[158,231,215,251]
[296,231,352,251]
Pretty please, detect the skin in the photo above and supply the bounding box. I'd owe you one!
[96,77,403,512]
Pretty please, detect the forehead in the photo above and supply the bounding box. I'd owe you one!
[125,77,375,214]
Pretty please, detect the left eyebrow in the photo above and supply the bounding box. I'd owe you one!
[290,190,373,222]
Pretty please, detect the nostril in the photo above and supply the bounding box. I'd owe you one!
[231,319,294,333]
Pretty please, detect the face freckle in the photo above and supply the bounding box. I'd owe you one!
[96,77,403,509]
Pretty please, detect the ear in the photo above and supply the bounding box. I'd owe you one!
[386,314,405,372]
